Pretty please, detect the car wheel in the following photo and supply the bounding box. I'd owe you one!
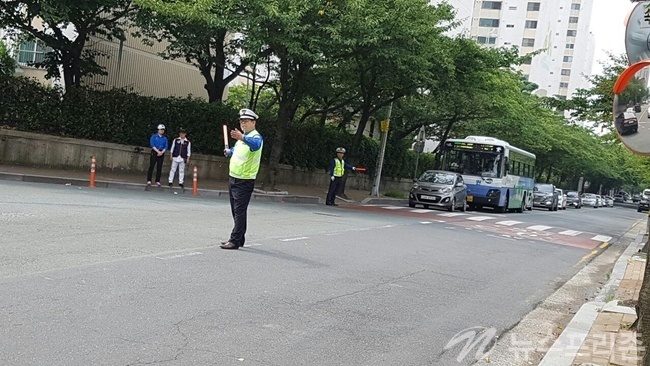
[409,201,415,208]
[548,205,553,211]
[638,208,642,212]
[448,198,456,212]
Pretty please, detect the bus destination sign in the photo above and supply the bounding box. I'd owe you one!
[444,141,502,153]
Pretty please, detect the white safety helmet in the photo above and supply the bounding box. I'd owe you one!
[336,147,346,153]
[239,108,259,120]
[157,124,166,130]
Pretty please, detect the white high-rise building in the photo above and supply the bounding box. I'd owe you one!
[431,0,595,99]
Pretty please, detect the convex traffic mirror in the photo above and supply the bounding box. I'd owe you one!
[613,60,650,155]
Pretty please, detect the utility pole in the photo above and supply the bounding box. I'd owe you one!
[371,102,393,196]
[413,126,426,180]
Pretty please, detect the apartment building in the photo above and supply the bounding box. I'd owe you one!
[431,0,596,99]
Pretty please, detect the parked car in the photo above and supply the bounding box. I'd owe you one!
[555,188,567,210]
[615,112,639,135]
[635,103,642,113]
[409,170,467,212]
[613,194,626,203]
[533,183,558,211]
[581,193,600,208]
[633,194,642,203]
[566,191,582,208]
[638,198,650,212]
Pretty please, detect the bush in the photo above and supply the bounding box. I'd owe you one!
[0,75,433,179]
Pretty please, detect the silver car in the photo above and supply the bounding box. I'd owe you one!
[409,170,467,212]
[581,193,600,208]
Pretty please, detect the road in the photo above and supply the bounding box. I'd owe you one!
[619,104,650,153]
[0,181,643,366]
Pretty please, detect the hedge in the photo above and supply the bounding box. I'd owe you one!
[0,75,435,179]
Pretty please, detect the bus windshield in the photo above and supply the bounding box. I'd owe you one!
[442,150,502,178]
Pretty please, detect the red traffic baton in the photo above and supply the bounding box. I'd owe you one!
[355,167,367,173]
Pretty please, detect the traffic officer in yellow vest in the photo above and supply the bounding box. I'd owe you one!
[326,147,357,206]
[220,108,264,250]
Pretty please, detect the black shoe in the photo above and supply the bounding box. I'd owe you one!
[220,242,239,250]
[169,183,173,187]
[179,184,184,189]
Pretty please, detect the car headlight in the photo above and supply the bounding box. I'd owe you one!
[440,187,452,194]
[412,184,419,190]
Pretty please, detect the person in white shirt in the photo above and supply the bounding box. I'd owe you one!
[168,127,191,189]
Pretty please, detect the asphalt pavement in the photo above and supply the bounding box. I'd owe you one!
[0,181,643,365]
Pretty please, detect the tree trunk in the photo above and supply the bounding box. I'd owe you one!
[369,118,376,139]
[433,119,456,170]
[545,165,553,183]
[340,105,372,197]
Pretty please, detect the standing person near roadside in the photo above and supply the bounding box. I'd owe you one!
[168,127,191,189]
[220,108,264,250]
[326,147,356,206]
[147,124,169,187]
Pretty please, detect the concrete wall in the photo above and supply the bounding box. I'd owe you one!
[0,129,413,192]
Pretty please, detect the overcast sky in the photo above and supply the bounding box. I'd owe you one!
[590,0,634,75]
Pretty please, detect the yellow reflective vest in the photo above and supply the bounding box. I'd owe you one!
[229,130,263,179]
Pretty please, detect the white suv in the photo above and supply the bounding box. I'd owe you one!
[555,189,567,210]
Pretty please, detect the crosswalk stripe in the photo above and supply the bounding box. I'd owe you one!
[495,220,524,226]
[591,235,612,242]
[382,206,407,210]
[420,221,432,224]
[559,230,582,236]
[438,212,469,217]
[467,216,497,221]
[527,225,554,231]
[409,209,432,213]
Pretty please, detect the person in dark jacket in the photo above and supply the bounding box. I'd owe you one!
[147,124,169,187]
[168,127,191,189]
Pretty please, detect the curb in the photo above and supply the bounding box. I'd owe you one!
[361,197,409,205]
[538,226,646,366]
[0,172,322,205]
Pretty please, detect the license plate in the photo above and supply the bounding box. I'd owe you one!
[420,195,437,201]
[467,196,473,202]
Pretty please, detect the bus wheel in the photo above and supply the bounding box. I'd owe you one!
[498,199,508,213]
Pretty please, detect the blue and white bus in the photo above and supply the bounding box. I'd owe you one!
[439,136,536,213]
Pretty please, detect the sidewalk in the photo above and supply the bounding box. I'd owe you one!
[0,164,404,205]
[540,230,647,365]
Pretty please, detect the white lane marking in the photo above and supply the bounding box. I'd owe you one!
[382,225,394,228]
[410,209,432,213]
[433,220,447,223]
[467,216,497,221]
[157,252,203,260]
[280,237,309,242]
[420,221,432,224]
[383,206,407,210]
[559,230,582,236]
[487,234,516,241]
[591,235,613,242]
[495,220,524,226]
[527,225,554,231]
[438,212,468,217]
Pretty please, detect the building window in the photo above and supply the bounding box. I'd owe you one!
[482,1,502,10]
[506,24,515,28]
[17,40,49,64]
[566,30,577,37]
[569,17,579,23]
[525,20,538,29]
[527,2,541,11]
[561,69,571,76]
[560,82,569,88]
[563,56,573,62]
[566,43,575,49]
[571,3,580,10]
[479,18,500,27]
[477,36,497,45]
[521,38,535,47]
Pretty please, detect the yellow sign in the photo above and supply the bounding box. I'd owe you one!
[380,119,390,132]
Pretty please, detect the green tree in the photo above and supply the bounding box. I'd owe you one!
[0,0,137,88]
[0,39,16,76]
[134,0,266,103]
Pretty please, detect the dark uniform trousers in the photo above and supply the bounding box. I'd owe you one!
[147,150,165,182]
[326,176,343,205]
[228,177,256,246]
